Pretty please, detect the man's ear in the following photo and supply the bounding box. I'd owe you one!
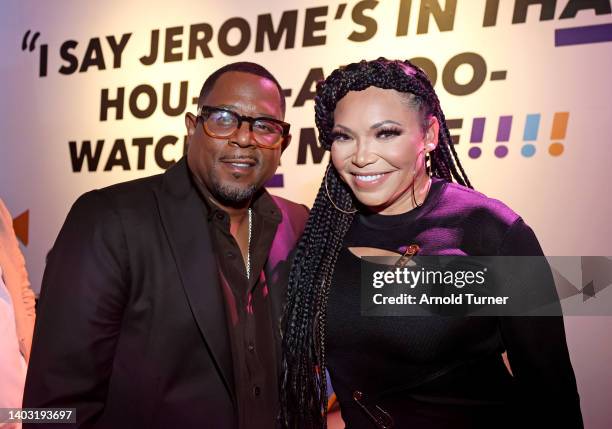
[281,134,292,153]
[185,112,198,137]
[424,116,439,152]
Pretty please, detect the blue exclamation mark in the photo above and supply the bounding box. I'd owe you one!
[521,114,540,157]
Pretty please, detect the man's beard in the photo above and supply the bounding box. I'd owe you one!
[211,176,257,206]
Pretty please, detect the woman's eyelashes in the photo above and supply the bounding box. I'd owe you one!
[376,127,402,139]
[331,127,403,142]
[331,130,352,142]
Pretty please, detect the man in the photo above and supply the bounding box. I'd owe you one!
[24,62,308,429]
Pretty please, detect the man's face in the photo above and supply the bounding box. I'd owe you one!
[186,71,287,206]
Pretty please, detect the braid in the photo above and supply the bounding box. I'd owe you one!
[402,60,472,187]
[281,165,354,428]
[280,58,472,428]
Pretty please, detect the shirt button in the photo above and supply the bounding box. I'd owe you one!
[215,212,224,220]
[226,251,235,258]
[247,343,255,353]
[253,385,261,396]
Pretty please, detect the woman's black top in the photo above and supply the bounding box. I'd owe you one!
[326,178,583,428]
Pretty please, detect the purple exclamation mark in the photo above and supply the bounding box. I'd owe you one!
[549,112,569,157]
[495,116,512,158]
[469,117,485,159]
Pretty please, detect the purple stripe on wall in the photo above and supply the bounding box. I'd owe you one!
[555,23,612,47]
[265,174,284,188]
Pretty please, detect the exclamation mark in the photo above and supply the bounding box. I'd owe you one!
[495,116,512,158]
[550,112,569,156]
[521,114,540,157]
[469,117,485,159]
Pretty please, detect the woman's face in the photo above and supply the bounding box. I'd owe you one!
[330,86,439,215]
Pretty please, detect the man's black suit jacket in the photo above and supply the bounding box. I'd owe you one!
[23,158,308,428]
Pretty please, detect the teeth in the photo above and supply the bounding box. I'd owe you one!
[231,163,251,167]
[355,174,383,182]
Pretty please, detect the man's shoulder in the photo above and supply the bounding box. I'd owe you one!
[269,194,309,217]
[79,157,191,207]
[100,172,165,199]
[269,193,309,236]
[69,172,167,222]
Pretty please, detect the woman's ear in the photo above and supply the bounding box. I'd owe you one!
[424,116,440,152]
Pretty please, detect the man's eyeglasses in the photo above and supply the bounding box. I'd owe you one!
[197,106,290,149]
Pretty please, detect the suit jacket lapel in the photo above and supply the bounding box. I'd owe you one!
[265,196,306,368]
[154,158,235,403]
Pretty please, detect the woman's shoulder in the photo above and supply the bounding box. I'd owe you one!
[431,181,541,254]
[437,181,522,229]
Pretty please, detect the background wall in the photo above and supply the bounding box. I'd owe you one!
[1,0,611,426]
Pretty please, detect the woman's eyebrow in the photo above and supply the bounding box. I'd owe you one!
[333,124,353,133]
[371,120,402,129]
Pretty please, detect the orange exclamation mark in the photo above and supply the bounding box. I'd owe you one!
[549,112,569,156]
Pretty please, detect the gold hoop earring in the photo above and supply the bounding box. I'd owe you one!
[412,150,432,209]
[325,164,357,214]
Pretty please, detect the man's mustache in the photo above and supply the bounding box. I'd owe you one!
[218,155,259,165]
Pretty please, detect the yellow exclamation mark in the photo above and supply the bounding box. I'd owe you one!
[549,112,569,156]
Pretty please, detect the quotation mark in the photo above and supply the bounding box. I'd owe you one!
[21,30,40,52]
[21,29,47,77]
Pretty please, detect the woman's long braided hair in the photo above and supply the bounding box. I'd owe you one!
[279,58,472,428]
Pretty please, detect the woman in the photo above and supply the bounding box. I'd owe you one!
[280,59,582,428]
[1,197,36,421]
